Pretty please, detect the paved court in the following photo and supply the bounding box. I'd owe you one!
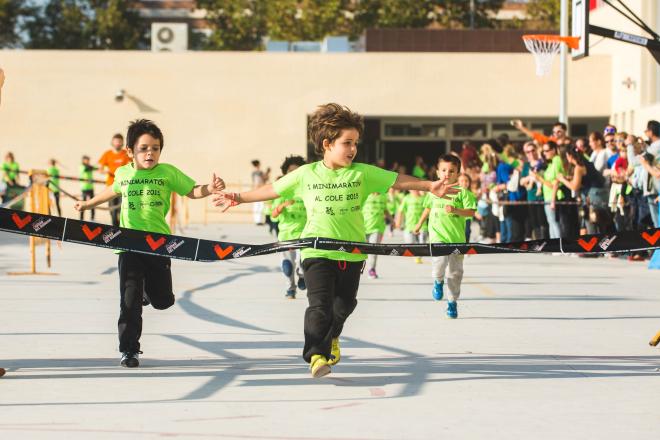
[1,223,659,439]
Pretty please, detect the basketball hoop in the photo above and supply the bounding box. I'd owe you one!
[522,35,580,77]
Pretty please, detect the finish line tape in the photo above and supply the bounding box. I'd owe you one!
[1,207,659,261]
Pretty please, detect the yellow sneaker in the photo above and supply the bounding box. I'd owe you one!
[415,257,423,264]
[327,338,341,366]
[310,354,331,378]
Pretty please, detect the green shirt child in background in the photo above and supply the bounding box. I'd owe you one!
[395,190,428,264]
[78,155,96,221]
[75,119,225,369]
[271,155,308,299]
[212,103,458,378]
[47,158,62,216]
[414,154,476,320]
[362,191,389,279]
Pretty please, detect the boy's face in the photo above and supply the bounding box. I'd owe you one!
[128,134,161,170]
[82,157,89,164]
[111,137,123,151]
[324,128,359,168]
[436,161,459,184]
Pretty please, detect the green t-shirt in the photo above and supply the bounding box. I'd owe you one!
[2,161,19,184]
[398,193,428,232]
[272,161,398,262]
[112,163,195,235]
[412,165,426,179]
[363,192,388,235]
[273,196,307,241]
[542,155,565,201]
[47,166,60,193]
[79,164,94,191]
[424,187,477,244]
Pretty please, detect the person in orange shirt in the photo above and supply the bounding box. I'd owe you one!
[98,133,131,226]
[512,120,571,146]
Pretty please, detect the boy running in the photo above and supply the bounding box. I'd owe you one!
[213,103,458,378]
[362,191,389,279]
[271,155,307,299]
[414,155,476,319]
[75,119,224,368]
[395,190,428,264]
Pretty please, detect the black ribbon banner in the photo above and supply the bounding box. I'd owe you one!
[1,207,660,261]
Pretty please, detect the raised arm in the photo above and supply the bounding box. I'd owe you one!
[392,174,459,199]
[186,173,225,199]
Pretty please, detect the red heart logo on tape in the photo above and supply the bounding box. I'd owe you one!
[145,235,166,251]
[403,249,414,257]
[466,248,478,255]
[11,213,32,229]
[81,224,102,241]
[351,247,362,254]
[641,230,660,245]
[577,237,598,252]
[214,244,234,259]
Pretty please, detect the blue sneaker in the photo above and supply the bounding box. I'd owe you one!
[432,280,444,301]
[281,260,293,277]
[285,288,296,299]
[297,276,306,291]
[446,301,458,319]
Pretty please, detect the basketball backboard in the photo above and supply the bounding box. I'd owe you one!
[571,0,589,59]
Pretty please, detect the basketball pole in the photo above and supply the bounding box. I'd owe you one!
[559,0,569,124]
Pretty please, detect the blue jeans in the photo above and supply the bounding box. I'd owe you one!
[544,204,560,239]
[647,195,658,227]
[500,217,511,243]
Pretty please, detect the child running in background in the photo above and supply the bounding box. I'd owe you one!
[363,190,389,279]
[458,173,474,241]
[75,119,225,368]
[47,159,62,216]
[271,155,307,299]
[414,154,476,319]
[213,103,458,378]
[79,155,96,221]
[395,190,428,264]
[385,187,401,237]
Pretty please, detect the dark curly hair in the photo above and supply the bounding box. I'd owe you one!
[280,155,306,175]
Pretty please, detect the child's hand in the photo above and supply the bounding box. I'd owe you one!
[445,204,455,214]
[412,225,420,234]
[208,173,225,194]
[74,201,87,212]
[212,192,240,212]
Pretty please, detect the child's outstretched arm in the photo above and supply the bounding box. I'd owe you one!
[212,183,280,212]
[74,186,119,212]
[412,208,430,234]
[445,205,476,218]
[392,174,459,199]
[187,173,225,199]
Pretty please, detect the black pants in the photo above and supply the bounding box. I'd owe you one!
[527,204,548,239]
[504,205,526,242]
[558,204,580,238]
[109,196,121,227]
[52,191,62,216]
[301,258,363,363]
[118,252,175,353]
[80,189,95,220]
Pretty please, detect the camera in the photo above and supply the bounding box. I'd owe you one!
[643,152,655,163]
[114,89,125,103]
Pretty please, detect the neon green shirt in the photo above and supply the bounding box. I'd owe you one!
[398,193,428,232]
[79,164,94,191]
[112,163,195,235]
[272,161,398,262]
[542,155,565,201]
[273,196,307,241]
[412,165,426,179]
[47,166,60,193]
[363,192,388,235]
[2,161,19,184]
[424,187,477,244]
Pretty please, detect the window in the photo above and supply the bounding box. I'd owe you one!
[492,123,527,140]
[383,122,446,139]
[452,123,487,138]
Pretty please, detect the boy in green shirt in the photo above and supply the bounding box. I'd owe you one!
[213,103,458,378]
[75,119,225,368]
[79,155,96,221]
[414,155,476,319]
[47,158,62,216]
[395,190,428,264]
[271,155,307,299]
[362,191,389,279]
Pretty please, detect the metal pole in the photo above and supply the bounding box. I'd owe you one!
[470,0,475,29]
[559,0,568,124]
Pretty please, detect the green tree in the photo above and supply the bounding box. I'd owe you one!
[265,0,354,42]
[197,0,268,50]
[525,0,561,30]
[88,0,148,49]
[0,0,32,48]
